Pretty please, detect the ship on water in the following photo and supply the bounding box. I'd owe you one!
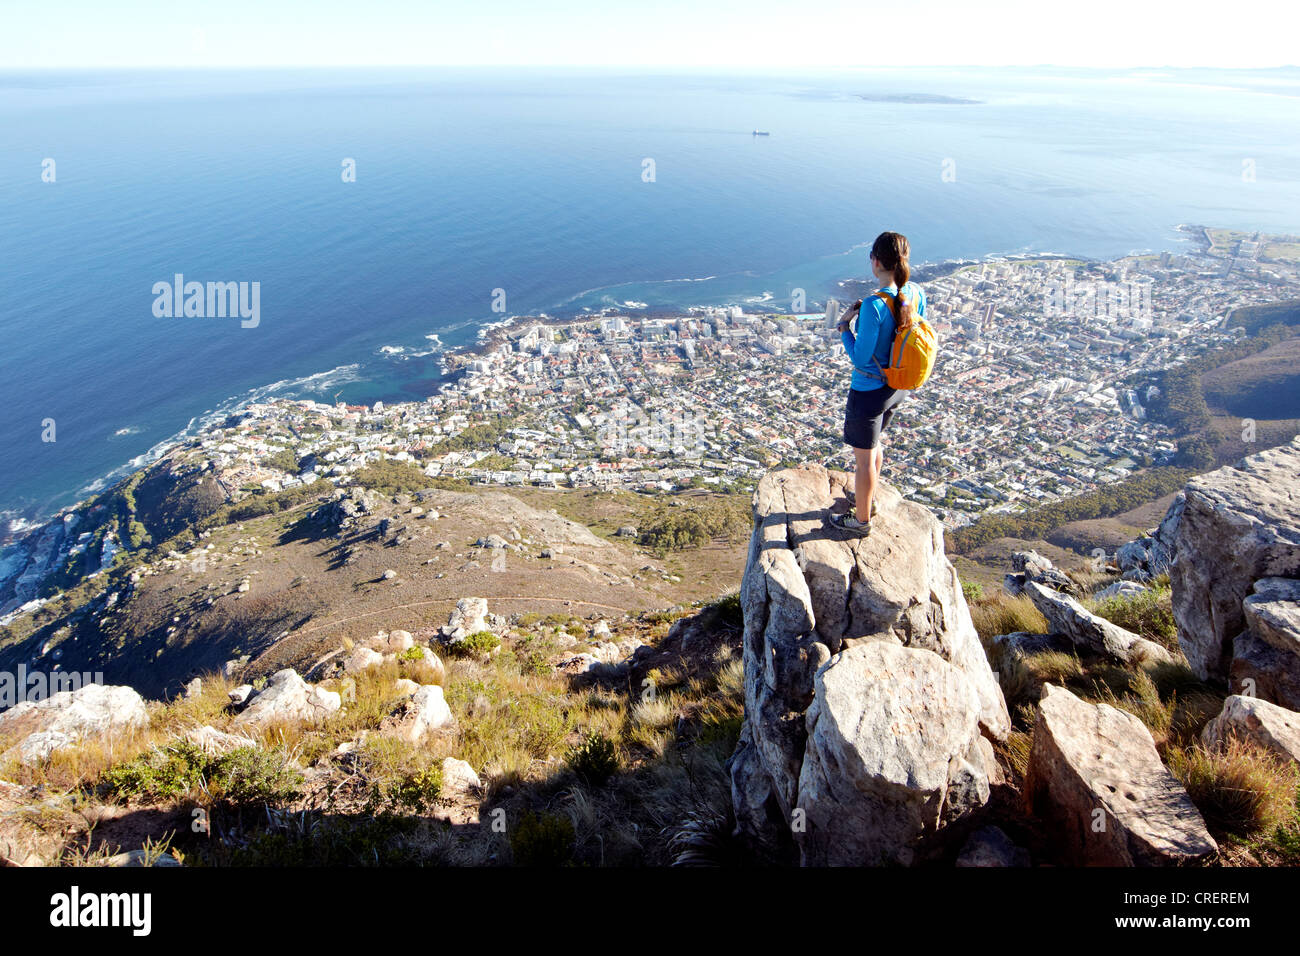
[752,129,770,135]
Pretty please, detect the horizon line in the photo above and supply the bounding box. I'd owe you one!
[4,63,1299,72]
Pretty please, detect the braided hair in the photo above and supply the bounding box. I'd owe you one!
[870,231,914,328]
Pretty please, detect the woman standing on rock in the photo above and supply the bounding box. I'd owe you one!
[830,231,926,537]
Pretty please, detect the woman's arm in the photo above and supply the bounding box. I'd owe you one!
[838,300,862,356]
[852,299,883,371]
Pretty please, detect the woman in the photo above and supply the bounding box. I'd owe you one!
[829,231,925,537]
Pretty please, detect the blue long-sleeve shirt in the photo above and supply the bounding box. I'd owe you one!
[841,282,926,391]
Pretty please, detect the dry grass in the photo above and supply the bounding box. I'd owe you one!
[1168,737,1300,840]
[0,601,751,867]
[998,727,1035,781]
[969,593,1049,646]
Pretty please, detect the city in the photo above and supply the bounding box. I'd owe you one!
[175,228,1299,532]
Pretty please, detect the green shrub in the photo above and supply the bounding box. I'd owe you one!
[223,481,322,523]
[221,813,423,866]
[398,645,426,662]
[705,593,743,629]
[447,630,500,657]
[961,581,984,603]
[208,747,303,804]
[510,810,575,866]
[1091,587,1178,650]
[370,765,443,814]
[100,741,300,806]
[566,731,619,786]
[101,740,209,802]
[350,459,431,496]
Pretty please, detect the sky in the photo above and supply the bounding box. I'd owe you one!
[1,0,1296,70]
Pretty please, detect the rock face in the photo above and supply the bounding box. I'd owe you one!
[1243,578,1300,658]
[0,683,150,764]
[1024,685,1217,866]
[233,670,341,729]
[1228,578,1300,708]
[1171,438,1300,681]
[796,641,995,865]
[728,466,1009,865]
[1025,581,1171,665]
[1201,694,1300,765]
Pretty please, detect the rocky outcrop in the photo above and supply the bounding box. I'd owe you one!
[1024,685,1217,866]
[1171,438,1300,681]
[232,669,341,729]
[1004,550,1076,595]
[728,466,1010,865]
[1025,581,1171,665]
[309,488,379,536]
[1228,578,1300,708]
[0,683,150,764]
[796,641,996,865]
[440,598,490,642]
[1243,578,1300,657]
[1201,694,1300,765]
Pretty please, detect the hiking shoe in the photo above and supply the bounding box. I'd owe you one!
[843,491,878,519]
[829,512,873,537]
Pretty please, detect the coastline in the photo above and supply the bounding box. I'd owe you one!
[0,224,1217,544]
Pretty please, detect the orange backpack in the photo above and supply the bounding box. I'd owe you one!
[869,288,938,390]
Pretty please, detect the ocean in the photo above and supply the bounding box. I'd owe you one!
[1,65,1299,533]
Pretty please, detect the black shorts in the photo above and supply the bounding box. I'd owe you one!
[843,386,905,450]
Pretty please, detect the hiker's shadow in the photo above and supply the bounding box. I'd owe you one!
[755,506,852,552]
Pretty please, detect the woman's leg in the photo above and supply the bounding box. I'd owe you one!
[855,444,880,523]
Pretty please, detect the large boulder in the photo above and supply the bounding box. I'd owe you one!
[0,683,149,764]
[233,670,341,729]
[796,641,995,865]
[728,466,1009,864]
[1024,685,1217,866]
[1096,579,1150,603]
[399,685,454,742]
[1243,578,1300,658]
[1025,581,1171,665]
[1227,578,1300,707]
[1006,550,1076,594]
[1171,438,1300,681]
[441,598,490,641]
[1201,694,1300,765]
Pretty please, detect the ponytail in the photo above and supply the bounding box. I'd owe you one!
[871,230,914,329]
